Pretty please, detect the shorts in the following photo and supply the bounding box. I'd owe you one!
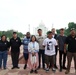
[23,53,28,60]
[45,54,55,65]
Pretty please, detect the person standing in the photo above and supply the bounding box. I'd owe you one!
[57,28,67,72]
[64,28,76,74]
[28,35,39,73]
[0,35,10,69]
[36,29,45,69]
[43,31,57,72]
[51,28,58,69]
[10,32,21,69]
[22,32,30,69]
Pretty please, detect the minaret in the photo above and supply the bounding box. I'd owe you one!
[28,24,30,32]
[52,23,54,29]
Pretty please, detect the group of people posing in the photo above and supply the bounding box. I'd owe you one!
[0,28,76,74]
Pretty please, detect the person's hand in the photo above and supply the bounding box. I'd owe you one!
[64,49,66,53]
[32,52,36,56]
[8,51,11,55]
[32,48,35,50]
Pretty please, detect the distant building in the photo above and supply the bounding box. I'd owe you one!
[34,22,48,36]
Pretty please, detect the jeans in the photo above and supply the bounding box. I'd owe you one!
[38,50,45,68]
[0,51,8,68]
[59,51,66,69]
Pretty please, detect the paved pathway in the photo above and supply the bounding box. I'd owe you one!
[0,46,75,75]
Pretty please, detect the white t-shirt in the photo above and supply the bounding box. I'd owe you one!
[43,38,57,56]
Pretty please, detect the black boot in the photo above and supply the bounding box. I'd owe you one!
[63,66,67,70]
[24,65,27,69]
[30,69,33,73]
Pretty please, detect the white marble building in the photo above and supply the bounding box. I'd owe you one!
[34,22,48,36]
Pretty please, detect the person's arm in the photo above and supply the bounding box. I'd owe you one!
[22,39,24,45]
[42,39,46,48]
[9,39,11,46]
[7,41,10,51]
[28,43,32,53]
[20,38,22,46]
[7,41,11,55]
[18,37,22,47]
[56,35,59,46]
[64,44,67,53]
[64,36,68,53]
[34,42,39,52]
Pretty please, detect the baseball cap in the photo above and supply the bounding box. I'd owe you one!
[70,28,75,31]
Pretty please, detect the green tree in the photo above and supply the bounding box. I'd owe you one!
[56,22,76,36]
[0,30,24,39]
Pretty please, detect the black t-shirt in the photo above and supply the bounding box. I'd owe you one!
[10,37,21,52]
[65,35,76,53]
[54,34,58,40]
[0,40,10,51]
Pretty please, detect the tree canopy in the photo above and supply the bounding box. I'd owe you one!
[0,30,24,39]
[56,22,76,36]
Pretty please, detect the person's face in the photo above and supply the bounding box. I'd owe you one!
[52,28,55,34]
[26,33,30,38]
[2,36,6,41]
[60,30,64,34]
[32,36,36,42]
[38,30,42,35]
[70,30,76,36]
[13,33,17,38]
[48,33,53,38]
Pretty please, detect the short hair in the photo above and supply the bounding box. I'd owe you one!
[13,32,17,34]
[60,28,64,31]
[37,29,42,31]
[30,35,37,42]
[26,32,30,35]
[47,31,52,35]
[51,28,55,30]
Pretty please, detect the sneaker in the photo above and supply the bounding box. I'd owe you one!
[24,65,27,69]
[34,70,38,73]
[52,68,56,72]
[4,67,7,70]
[60,68,62,72]
[54,65,58,69]
[63,66,67,70]
[11,67,15,69]
[65,70,70,74]
[45,68,49,72]
[30,69,33,73]
[16,66,20,69]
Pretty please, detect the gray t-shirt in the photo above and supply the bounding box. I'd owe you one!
[36,35,46,50]
[57,35,66,51]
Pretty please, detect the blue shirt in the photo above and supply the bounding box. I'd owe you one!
[22,38,30,53]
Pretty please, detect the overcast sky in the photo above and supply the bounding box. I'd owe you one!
[0,0,76,34]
